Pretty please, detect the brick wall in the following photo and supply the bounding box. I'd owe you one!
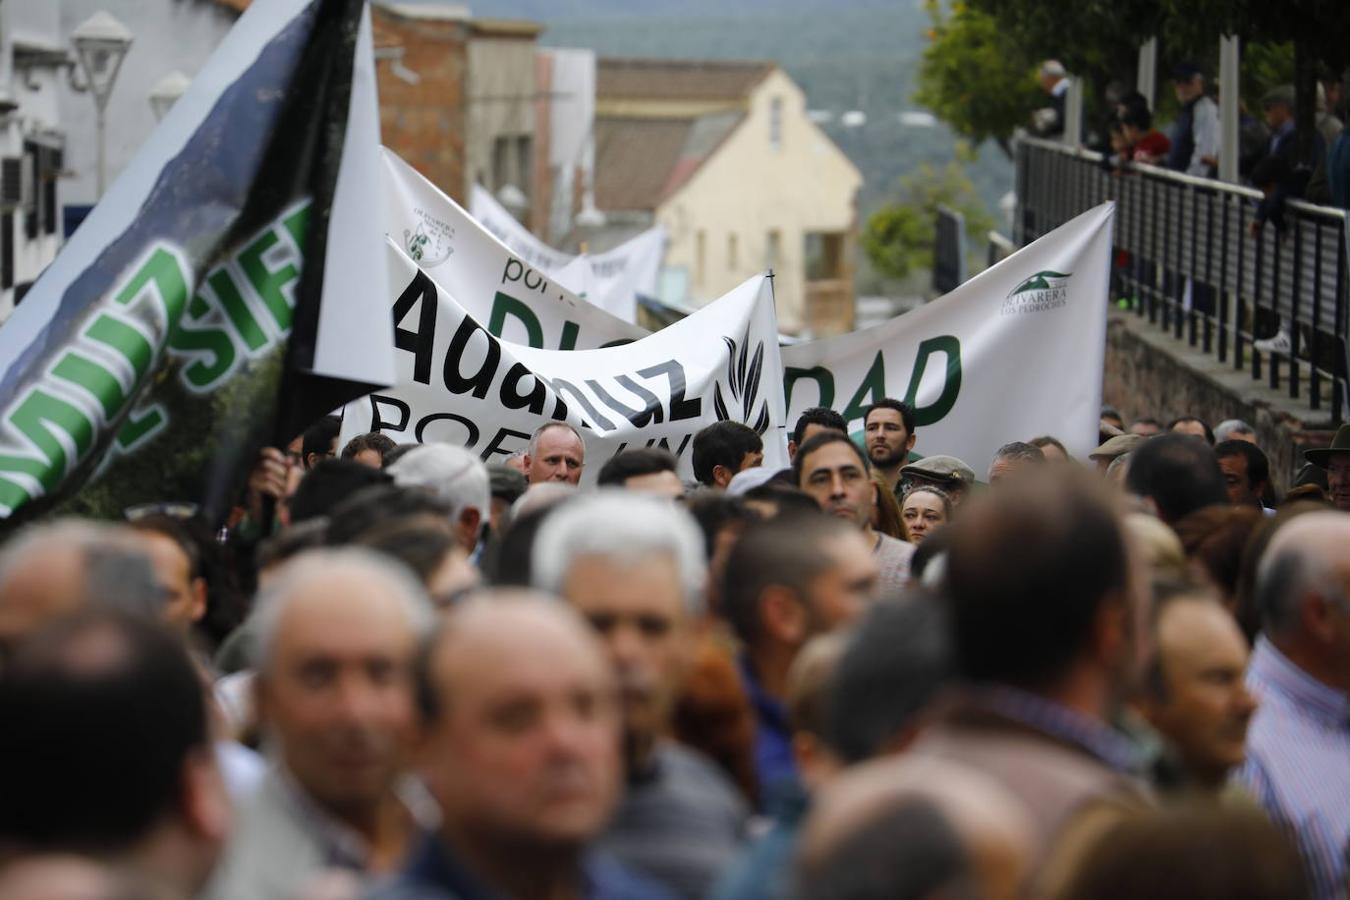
[373,8,468,202]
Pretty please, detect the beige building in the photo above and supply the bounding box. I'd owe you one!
[594,59,861,336]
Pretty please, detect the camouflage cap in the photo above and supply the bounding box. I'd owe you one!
[1089,433,1147,460]
[901,455,976,486]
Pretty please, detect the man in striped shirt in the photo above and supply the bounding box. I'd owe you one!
[1235,512,1350,900]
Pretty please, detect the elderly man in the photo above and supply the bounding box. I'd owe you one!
[1304,423,1350,512]
[862,399,917,493]
[1236,512,1350,900]
[203,549,434,900]
[986,441,1045,484]
[0,610,231,900]
[533,493,749,898]
[377,595,671,900]
[908,470,1151,882]
[0,519,163,653]
[722,514,879,800]
[524,421,586,485]
[388,444,491,554]
[794,431,913,592]
[1136,585,1258,793]
[797,756,1034,900]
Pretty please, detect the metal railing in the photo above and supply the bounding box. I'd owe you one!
[1016,136,1348,423]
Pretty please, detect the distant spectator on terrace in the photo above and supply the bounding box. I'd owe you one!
[1167,62,1220,178]
[1031,60,1071,139]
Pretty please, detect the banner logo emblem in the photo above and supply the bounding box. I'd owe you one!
[403,215,454,267]
[713,330,771,435]
[1002,270,1071,315]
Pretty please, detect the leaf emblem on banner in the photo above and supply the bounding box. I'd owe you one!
[1008,270,1071,296]
[714,330,771,435]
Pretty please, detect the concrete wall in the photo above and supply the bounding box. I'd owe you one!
[1102,314,1337,493]
[656,68,860,334]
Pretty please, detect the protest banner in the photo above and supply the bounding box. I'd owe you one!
[469,184,665,324]
[782,203,1115,475]
[0,0,392,525]
[383,147,1113,476]
[342,240,788,481]
[383,151,646,350]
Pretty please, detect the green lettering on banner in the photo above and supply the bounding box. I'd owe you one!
[841,352,886,422]
[784,366,835,411]
[559,320,580,351]
[115,405,166,450]
[51,352,128,419]
[84,315,155,379]
[487,293,544,349]
[115,247,190,327]
[208,269,269,350]
[904,336,962,426]
[282,204,310,250]
[5,389,96,490]
[169,295,238,389]
[240,230,299,332]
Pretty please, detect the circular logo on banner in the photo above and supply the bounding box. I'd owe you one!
[404,211,455,268]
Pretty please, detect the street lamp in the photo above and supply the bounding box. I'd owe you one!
[148,70,190,121]
[72,11,133,198]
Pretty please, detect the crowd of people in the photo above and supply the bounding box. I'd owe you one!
[0,398,1348,900]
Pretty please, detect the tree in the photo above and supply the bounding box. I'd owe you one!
[914,1,1040,157]
[862,160,995,283]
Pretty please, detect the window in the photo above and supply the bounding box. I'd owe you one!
[727,233,738,270]
[491,136,511,191]
[804,232,845,281]
[514,135,532,200]
[696,230,707,286]
[770,97,783,151]
[766,229,782,271]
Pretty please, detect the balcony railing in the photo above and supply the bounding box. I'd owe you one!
[1016,136,1347,424]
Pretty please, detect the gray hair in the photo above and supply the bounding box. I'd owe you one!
[0,518,163,619]
[528,421,585,458]
[387,444,490,523]
[1255,518,1350,636]
[531,490,707,614]
[1040,59,1067,78]
[1214,419,1256,443]
[251,547,435,672]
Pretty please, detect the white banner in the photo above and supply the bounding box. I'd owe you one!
[783,203,1115,476]
[344,240,788,482]
[383,151,645,350]
[382,147,1114,476]
[467,182,665,325]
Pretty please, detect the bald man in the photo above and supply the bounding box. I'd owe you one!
[797,756,1034,900]
[203,549,435,900]
[1235,512,1350,900]
[377,594,671,900]
[0,520,162,653]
